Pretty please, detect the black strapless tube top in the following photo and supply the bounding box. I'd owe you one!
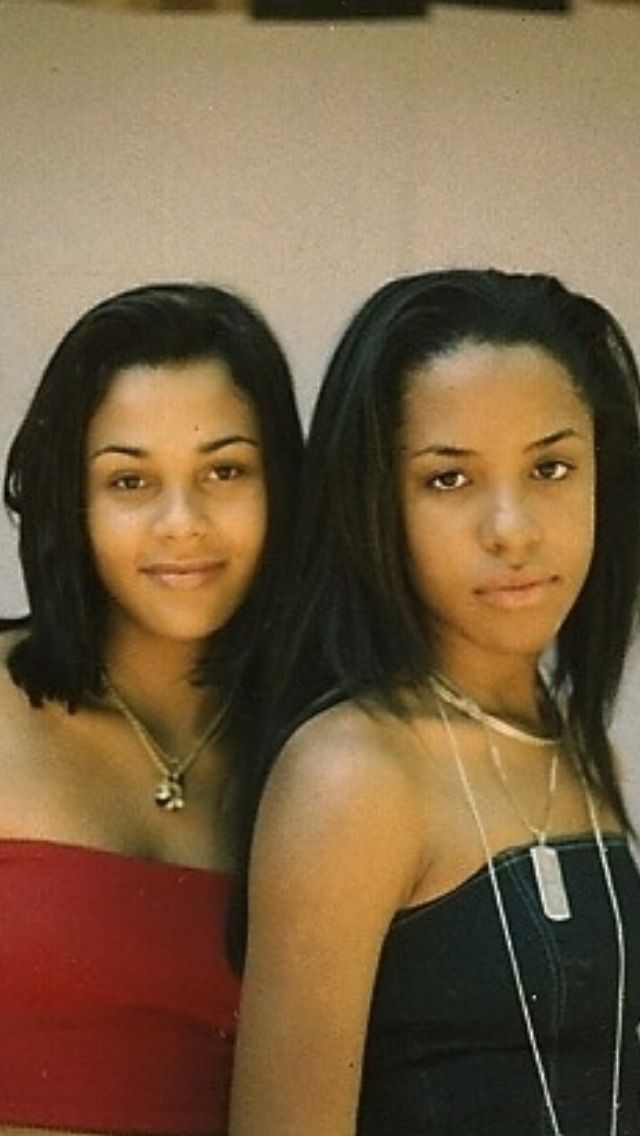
[357,835,640,1136]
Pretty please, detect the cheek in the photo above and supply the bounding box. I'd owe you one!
[403,515,452,599]
[226,489,268,556]
[403,491,461,564]
[86,502,139,577]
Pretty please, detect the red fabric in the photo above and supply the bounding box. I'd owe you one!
[0,839,241,1135]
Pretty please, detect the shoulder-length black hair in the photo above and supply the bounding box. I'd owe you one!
[271,269,640,825]
[4,282,303,735]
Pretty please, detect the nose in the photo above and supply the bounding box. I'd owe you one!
[479,487,541,560]
[152,485,208,540]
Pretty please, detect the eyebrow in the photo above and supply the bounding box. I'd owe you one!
[405,427,583,460]
[90,434,260,460]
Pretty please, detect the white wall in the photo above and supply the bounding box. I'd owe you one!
[1,0,639,817]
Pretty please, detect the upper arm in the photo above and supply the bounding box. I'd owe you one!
[229,710,424,1136]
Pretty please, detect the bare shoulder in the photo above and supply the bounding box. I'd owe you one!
[0,633,48,819]
[267,699,423,820]
[253,699,429,913]
[0,630,31,715]
[234,699,435,1136]
[0,629,63,769]
[0,625,27,666]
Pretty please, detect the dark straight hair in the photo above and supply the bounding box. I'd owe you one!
[227,268,640,970]
[267,269,640,824]
[3,282,303,760]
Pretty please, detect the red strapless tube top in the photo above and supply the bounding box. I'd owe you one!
[0,839,241,1135]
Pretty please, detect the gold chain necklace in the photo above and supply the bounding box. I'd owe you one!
[428,688,626,1136]
[104,674,224,811]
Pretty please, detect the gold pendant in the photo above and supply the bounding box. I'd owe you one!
[154,773,185,811]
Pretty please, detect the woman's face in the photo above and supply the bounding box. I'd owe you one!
[395,340,596,677]
[85,358,267,652]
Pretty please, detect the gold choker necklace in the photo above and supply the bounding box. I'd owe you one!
[104,674,224,812]
[429,672,560,747]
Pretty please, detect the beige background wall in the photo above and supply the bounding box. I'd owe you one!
[1,0,639,820]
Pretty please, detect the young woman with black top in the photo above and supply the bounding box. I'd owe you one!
[230,269,640,1136]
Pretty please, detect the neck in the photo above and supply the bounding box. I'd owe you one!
[429,663,557,736]
[432,652,546,734]
[103,638,218,748]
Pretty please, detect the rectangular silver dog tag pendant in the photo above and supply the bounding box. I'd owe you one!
[530,844,571,922]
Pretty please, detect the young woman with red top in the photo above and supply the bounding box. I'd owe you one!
[230,270,640,1136]
[0,282,302,1136]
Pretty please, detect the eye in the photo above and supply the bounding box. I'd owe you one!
[206,463,243,483]
[427,469,470,491]
[109,472,148,491]
[533,459,573,482]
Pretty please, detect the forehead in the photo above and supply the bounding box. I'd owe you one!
[87,358,259,446]
[399,341,592,446]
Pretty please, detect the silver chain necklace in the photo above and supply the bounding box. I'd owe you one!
[485,732,570,922]
[430,690,626,1136]
[431,672,569,920]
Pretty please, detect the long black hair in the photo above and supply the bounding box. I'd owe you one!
[284,271,640,763]
[4,282,303,764]
[229,268,640,968]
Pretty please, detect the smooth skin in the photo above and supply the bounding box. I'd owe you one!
[230,343,621,1136]
[86,359,266,658]
[0,359,266,1136]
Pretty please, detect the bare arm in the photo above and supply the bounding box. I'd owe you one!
[229,707,425,1136]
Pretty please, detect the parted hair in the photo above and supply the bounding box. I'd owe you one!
[3,282,303,731]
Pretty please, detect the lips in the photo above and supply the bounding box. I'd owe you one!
[475,575,559,610]
[141,559,224,590]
